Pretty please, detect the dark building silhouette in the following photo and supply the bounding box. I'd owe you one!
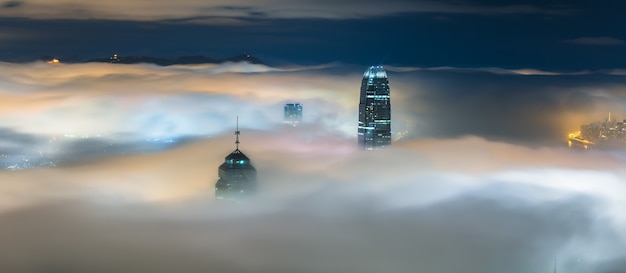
[284,103,303,126]
[358,66,391,149]
[215,119,257,200]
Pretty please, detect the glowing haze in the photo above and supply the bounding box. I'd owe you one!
[1,61,626,272]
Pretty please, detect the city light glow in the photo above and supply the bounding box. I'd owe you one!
[1,32,626,273]
[2,0,626,272]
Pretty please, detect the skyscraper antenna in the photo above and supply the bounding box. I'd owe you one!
[553,257,557,273]
[235,116,240,150]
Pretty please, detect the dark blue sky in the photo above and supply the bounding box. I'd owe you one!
[0,0,624,69]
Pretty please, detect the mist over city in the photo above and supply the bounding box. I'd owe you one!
[1,0,626,272]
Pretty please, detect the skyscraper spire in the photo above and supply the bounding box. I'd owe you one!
[553,257,557,273]
[235,116,240,150]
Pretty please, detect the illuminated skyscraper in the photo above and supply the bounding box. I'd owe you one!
[358,66,391,149]
[284,103,303,126]
[215,118,257,200]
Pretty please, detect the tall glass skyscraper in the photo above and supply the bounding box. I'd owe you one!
[358,66,391,149]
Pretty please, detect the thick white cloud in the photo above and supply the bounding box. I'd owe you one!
[1,61,626,272]
[3,61,626,151]
[0,61,358,138]
[0,134,625,273]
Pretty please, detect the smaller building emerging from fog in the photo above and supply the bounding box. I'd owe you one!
[215,119,257,200]
[284,103,303,126]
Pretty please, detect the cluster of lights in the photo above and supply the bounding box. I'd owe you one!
[363,65,388,79]
[567,130,593,149]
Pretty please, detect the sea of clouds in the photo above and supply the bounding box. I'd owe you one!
[0,61,625,272]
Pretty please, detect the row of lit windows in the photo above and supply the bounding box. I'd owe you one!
[227,159,247,165]
[365,95,390,99]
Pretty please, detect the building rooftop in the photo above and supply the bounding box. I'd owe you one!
[224,149,250,161]
[363,65,387,79]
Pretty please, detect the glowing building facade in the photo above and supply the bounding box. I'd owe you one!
[568,113,626,149]
[215,120,257,200]
[358,66,391,149]
[284,103,303,126]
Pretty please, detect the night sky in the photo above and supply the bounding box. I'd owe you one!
[1,1,626,273]
[0,0,624,69]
